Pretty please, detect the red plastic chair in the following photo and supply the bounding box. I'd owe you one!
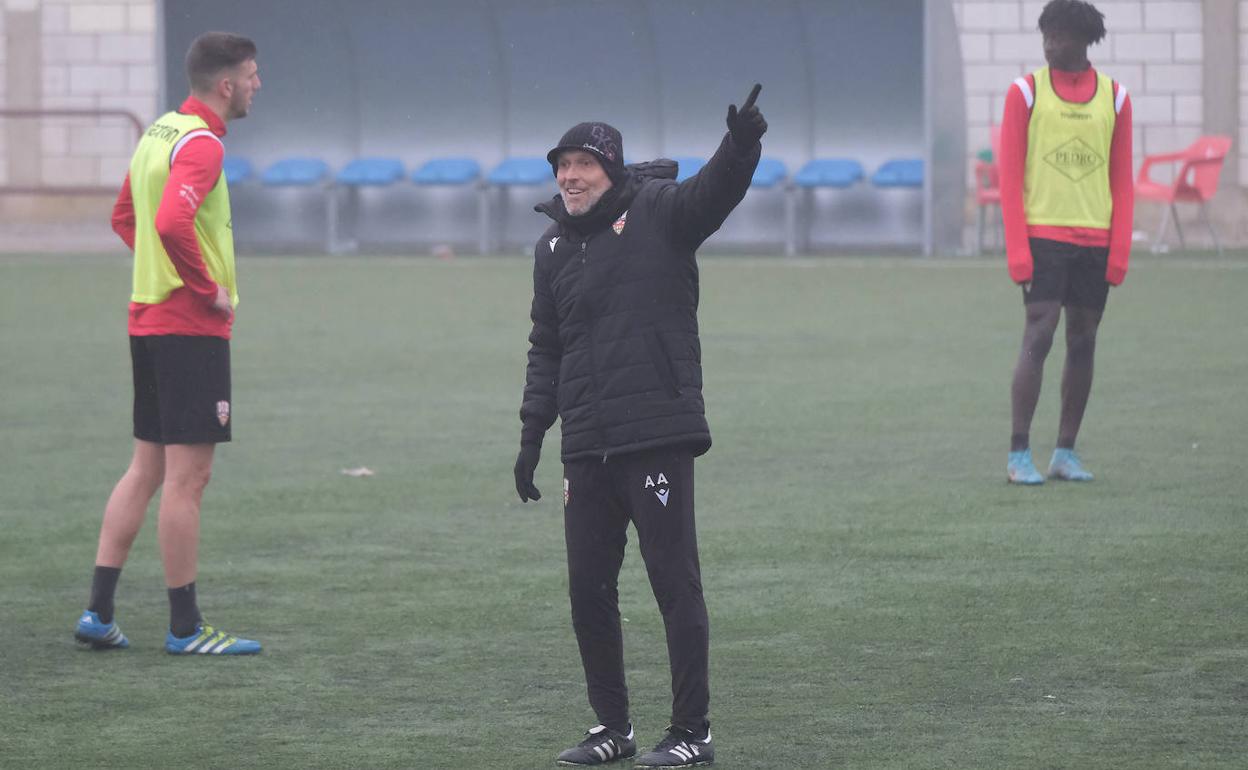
[974,125,1003,254]
[1135,135,1233,253]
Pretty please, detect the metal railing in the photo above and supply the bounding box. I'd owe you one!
[0,107,143,196]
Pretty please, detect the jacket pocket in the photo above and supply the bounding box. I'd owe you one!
[645,330,682,399]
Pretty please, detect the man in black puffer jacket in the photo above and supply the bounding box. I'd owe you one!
[514,85,766,769]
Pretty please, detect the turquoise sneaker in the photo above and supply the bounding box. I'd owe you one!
[74,610,129,650]
[1007,449,1044,485]
[1049,448,1094,481]
[165,622,261,655]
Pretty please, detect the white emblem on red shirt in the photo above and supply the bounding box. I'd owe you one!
[179,183,202,211]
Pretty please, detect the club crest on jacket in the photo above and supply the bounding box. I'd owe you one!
[216,400,230,427]
[612,210,628,235]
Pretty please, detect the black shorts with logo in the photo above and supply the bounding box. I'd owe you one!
[131,335,231,445]
[1023,237,1110,311]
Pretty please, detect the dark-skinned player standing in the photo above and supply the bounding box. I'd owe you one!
[1000,0,1133,484]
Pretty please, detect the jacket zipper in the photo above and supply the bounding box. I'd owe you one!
[578,239,610,464]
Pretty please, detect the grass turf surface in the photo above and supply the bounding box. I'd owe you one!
[1,253,1245,769]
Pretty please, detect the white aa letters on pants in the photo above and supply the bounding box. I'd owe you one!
[644,473,670,507]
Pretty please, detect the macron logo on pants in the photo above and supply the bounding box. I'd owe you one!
[644,473,670,506]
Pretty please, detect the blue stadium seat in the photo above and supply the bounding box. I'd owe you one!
[751,157,788,188]
[411,157,481,185]
[487,157,551,185]
[410,158,486,253]
[328,158,406,254]
[221,156,252,185]
[258,158,331,251]
[793,158,864,188]
[483,158,554,254]
[335,157,405,186]
[261,157,330,186]
[672,156,706,182]
[787,159,865,257]
[870,158,924,188]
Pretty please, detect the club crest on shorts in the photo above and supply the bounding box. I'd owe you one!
[216,400,230,427]
[612,210,628,235]
[644,472,670,507]
[563,478,570,507]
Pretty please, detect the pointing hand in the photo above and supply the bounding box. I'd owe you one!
[726,83,767,148]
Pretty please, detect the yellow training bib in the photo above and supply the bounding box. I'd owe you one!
[1023,67,1115,229]
[129,110,237,306]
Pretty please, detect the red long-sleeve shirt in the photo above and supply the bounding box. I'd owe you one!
[999,66,1134,285]
[112,96,233,338]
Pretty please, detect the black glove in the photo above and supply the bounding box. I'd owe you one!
[514,444,542,502]
[726,83,767,148]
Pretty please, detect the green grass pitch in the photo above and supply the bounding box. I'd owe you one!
[1,252,1245,768]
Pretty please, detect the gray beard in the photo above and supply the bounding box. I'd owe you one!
[562,189,604,216]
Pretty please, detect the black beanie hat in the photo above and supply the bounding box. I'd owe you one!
[547,122,625,182]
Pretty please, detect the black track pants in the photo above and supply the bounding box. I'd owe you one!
[562,446,709,733]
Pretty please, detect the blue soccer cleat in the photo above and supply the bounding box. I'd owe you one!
[74,610,129,650]
[1049,448,1094,481]
[1007,449,1045,485]
[165,622,261,655]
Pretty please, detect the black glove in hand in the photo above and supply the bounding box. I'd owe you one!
[514,444,542,502]
[726,83,767,148]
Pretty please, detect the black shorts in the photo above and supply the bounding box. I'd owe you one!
[1023,238,1110,311]
[131,335,231,445]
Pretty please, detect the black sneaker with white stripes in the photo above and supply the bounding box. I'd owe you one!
[634,725,714,768]
[555,724,636,766]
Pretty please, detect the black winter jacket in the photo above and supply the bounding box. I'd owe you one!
[520,132,761,462]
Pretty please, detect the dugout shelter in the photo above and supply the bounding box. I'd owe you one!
[162,0,965,256]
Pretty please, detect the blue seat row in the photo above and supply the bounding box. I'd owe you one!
[223,154,923,255]
[223,156,484,187]
[791,157,924,189]
[782,158,924,256]
[223,155,924,191]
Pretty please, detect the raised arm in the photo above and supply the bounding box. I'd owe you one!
[657,84,766,247]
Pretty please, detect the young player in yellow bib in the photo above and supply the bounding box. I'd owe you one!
[73,32,263,654]
[998,0,1133,484]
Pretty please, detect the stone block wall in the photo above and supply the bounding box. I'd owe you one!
[1,0,157,190]
[1,0,1244,245]
[953,0,1206,188]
